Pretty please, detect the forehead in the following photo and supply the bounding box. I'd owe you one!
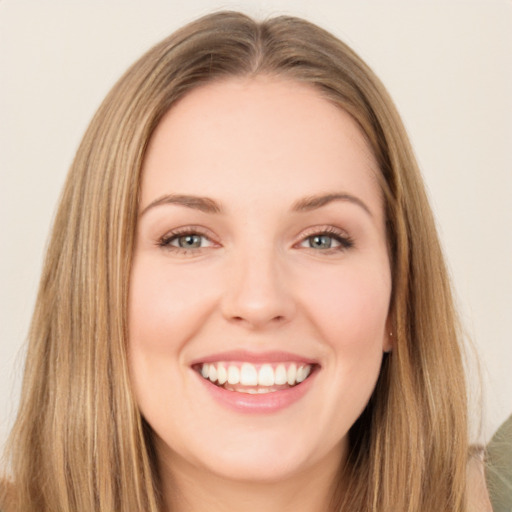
[141,76,382,216]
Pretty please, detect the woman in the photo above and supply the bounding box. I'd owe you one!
[0,11,491,512]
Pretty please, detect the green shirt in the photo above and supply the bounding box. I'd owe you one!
[487,414,512,512]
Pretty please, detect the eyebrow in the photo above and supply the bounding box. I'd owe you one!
[291,193,372,217]
[140,194,223,216]
[139,192,372,217]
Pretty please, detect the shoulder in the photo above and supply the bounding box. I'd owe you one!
[467,447,492,512]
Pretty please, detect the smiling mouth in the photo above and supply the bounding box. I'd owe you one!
[195,362,316,394]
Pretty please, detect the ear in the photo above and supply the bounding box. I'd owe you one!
[383,316,393,353]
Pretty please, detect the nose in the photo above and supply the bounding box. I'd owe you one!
[220,248,296,330]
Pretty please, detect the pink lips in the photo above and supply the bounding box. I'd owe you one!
[190,350,318,366]
[191,350,319,414]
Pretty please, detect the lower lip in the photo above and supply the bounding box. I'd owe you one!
[195,370,317,414]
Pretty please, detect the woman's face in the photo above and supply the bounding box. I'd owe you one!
[129,76,392,484]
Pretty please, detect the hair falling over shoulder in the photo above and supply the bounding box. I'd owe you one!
[1,11,471,512]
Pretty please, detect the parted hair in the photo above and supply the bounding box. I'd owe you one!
[1,11,468,512]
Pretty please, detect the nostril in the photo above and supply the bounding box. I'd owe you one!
[231,314,285,324]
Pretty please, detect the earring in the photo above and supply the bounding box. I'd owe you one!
[385,331,393,353]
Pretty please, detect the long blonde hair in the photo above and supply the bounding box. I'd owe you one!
[1,11,468,511]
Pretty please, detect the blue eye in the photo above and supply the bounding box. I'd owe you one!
[158,230,215,251]
[299,230,354,252]
[172,234,205,249]
[307,234,337,249]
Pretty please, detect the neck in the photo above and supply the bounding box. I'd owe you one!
[157,446,343,512]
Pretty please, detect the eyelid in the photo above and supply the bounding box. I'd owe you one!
[157,225,220,251]
[295,225,350,241]
[293,225,354,251]
[155,224,353,254]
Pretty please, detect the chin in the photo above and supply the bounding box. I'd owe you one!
[194,447,318,483]
[156,424,346,485]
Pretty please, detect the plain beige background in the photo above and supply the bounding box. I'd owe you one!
[1,0,511,447]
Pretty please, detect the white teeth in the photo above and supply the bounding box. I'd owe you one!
[227,365,240,385]
[240,363,258,386]
[198,361,313,390]
[217,364,227,385]
[258,364,275,386]
[208,365,217,383]
[296,365,311,383]
[275,364,287,385]
[287,363,297,385]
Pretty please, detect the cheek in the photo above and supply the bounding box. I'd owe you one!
[127,257,218,423]
[299,261,391,351]
[290,260,390,445]
[128,256,217,355]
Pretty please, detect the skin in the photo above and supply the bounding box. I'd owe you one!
[468,456,493,512]
[128,76,392,512]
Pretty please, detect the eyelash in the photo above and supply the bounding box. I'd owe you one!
[156,226,354,255]
[296,226,354,253]
[157,226,217,254]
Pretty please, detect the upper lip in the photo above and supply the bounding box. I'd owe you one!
[189,350,320,366]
